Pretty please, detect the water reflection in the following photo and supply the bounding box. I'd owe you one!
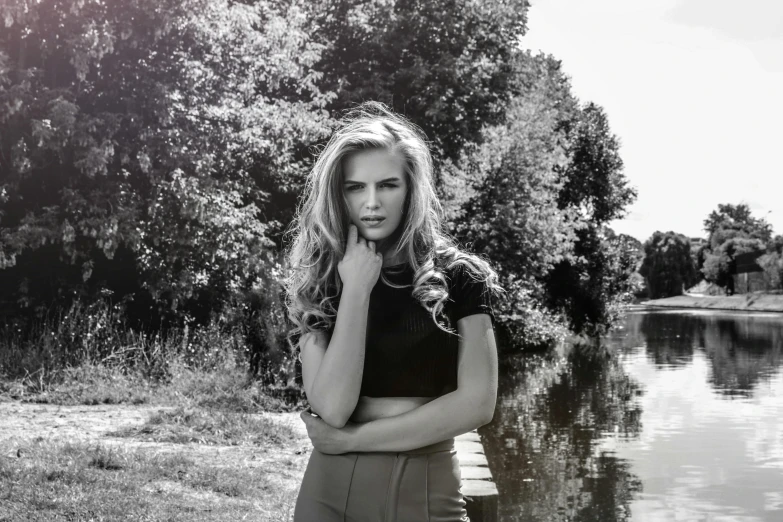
[483,310,783,521]
[634,310,783,397]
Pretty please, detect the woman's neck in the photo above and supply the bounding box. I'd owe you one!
[381,252,406,267]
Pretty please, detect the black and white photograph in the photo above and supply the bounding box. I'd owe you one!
[1,1,782,521]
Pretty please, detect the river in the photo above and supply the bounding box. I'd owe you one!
[482,308,783,521]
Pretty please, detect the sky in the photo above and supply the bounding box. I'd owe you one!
[518,0,783,243]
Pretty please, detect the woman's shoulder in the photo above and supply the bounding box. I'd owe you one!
[440,256,497,323]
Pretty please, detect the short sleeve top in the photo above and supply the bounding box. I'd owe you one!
[327,262,495,397]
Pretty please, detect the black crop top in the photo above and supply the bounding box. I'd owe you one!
[327,262,495,398]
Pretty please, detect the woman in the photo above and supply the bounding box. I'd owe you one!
[283,101,504,522]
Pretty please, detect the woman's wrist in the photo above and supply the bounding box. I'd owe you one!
[342,421,363,452]
[341,283,371,303]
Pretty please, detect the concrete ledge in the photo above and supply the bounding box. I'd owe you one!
[455,430,498,522]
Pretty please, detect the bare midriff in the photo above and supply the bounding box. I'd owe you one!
[349,395,438,423]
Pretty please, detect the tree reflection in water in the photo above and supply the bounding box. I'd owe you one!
[482,345,644,522]
[481,310,783,522]
[638,311,783,398]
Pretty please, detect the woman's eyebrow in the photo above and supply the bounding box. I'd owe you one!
[343,177,401,185]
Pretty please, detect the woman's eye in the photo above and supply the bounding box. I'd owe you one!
[346,183,397,191]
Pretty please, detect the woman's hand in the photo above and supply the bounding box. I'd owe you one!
[299,411,357,454]
[338,223,382,296]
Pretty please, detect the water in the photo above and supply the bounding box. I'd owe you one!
[482,308,783,521]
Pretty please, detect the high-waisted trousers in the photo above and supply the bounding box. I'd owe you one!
[293,437,470,522]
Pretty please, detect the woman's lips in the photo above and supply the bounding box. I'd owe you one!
[361,218,385,227]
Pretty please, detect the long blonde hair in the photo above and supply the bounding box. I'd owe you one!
[283,101,504,355]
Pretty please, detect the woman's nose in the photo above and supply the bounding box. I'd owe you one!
[365,189,380,208]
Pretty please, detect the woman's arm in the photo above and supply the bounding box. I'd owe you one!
[345,313,498,452]
[300,284,371,429]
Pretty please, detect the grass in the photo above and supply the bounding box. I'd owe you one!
[0,299,310,521]
[108,405,296,446]
[0,355,302,413]
[0,299,304,412]
[0,437,303,521]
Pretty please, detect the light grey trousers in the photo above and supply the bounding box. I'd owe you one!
[293,437,470,522]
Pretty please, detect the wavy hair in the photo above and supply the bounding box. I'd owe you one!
[283,101,504,356]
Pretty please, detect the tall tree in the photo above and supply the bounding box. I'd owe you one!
[444,51,580,349]
[698,203,772,293]
[542,99,639,337]
[309,0,530,167]
[639,231,698,299]
[704,203,772,247]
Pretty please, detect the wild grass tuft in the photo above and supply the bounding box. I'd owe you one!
[0,298,304,412]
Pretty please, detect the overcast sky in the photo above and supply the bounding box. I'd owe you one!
[519,0,783,243]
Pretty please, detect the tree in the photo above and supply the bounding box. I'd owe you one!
[757,252,783,290]
[555,102,637,225]
[698,203,772,294]
[541,99,639,337]
[0,0,332,325]
[702,236,766,295]
[443,51,581,349]
[309,0,530,167]
[639,231,698,299]
[704,203,772,247]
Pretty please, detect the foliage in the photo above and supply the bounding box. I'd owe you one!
[697,203,773,293]
[702,236,766,294]
[545,225,642,337]
[444,51,581,348]
[443,51,639,343]
[0,0,332,328]
[757,252,783,290]
[0,0,643,370]
[541,98,639,336]
[700,249,732,290]
[703,203,773,246]
[309,0,530,167]
[756,252,783,290]
[639,231,698,299]
[768,235,783,255]
[451,53,579,284]
[555,102,637,225]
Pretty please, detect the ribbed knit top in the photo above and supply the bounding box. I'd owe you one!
[328,262,495,398]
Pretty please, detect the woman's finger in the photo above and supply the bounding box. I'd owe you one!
[346,223,357,250]
[367,240,375,253]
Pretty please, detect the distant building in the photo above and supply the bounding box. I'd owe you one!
[690,237,708,250]
[732,250,770,294]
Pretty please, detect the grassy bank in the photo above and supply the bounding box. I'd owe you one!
[640,293,783,312]
[0,298,303,410]
[0,404,309,521]
[0,300,311,520]
[0,355,310,521]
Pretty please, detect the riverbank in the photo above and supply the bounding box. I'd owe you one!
[639,293,783,312]
[0,400,309,521]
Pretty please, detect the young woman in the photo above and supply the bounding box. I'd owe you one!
[283,101,504,522]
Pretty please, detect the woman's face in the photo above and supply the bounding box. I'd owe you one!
[342,148,408,250]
